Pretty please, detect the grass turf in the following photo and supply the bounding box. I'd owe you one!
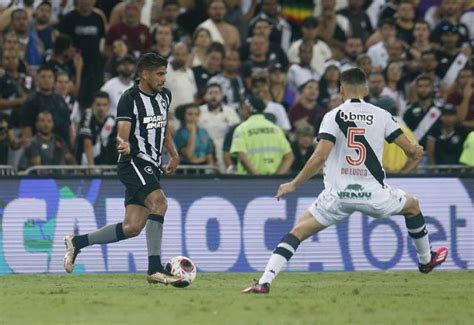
[0,272,473,325]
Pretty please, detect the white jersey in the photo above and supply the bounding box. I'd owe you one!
[317,99,403,194]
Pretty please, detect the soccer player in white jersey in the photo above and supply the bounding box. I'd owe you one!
[242,68,448,294]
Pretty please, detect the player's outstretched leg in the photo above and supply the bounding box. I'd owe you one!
[142,190,182,285]
[242,211,326,294]
[401,195,448,273]
[64,205,148,273]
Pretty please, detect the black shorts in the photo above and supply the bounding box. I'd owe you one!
[117,157,162,207]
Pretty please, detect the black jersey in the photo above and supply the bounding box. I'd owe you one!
[116,85,172,168]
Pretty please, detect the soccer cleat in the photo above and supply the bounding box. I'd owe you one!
[146,271,183,285]
[63,235,81,273]
[418,247,448,274]
[241,281,270,294]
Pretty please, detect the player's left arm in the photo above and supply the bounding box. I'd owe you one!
[276,139,334,200]
[163,125,180,174]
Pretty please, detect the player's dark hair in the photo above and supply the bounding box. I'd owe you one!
[11,8,26,19]
[206,82,222,91]
[340,68,367,86]
[53,34,72,54]
[175,103,199,125]
[93,91,110,102]
[206,42,226,57]
[37,65,55,75]
[136,52,168,75]
[415,74,433,84]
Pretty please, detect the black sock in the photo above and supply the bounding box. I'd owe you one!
[148,255,164,275]
[72,234,89,250]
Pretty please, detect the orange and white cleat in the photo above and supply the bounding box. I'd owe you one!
[242,281,270,294]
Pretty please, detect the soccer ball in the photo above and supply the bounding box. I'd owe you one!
[165,256,197,288]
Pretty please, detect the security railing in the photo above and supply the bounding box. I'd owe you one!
[0,165,16,176]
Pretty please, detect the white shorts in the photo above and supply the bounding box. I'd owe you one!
[308,185,407,226]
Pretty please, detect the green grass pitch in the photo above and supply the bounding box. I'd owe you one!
[0,272,473,325]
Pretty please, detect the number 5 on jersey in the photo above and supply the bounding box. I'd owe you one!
[346,127,366,166]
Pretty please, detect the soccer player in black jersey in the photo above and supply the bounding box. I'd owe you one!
[64,53,182,285]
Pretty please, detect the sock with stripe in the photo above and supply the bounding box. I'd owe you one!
[405,213,431,265]
[73,223,128,250]
[146,214,165,275]
[259,233,301,285]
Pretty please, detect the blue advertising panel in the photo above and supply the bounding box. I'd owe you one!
[0,177,472,274]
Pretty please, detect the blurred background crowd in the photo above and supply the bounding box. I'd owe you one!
[0,0,472,175]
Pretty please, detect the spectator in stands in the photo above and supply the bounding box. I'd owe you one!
[160,0,187,43]
[287,16,332,77]
[150,24,174,60]
[197,0,241,49]
[316,0,351,59]
[44,34,83,97]
[446,67,474,130]
[20,66,71,147]
[366,71,397,115]
[188,28,212,67]
[318,60,341,109]
[459,131,474,166]
[177,0,208,37]
[208,48,245,109]
[0,114,19,165]
[230,95,293,175]
[10,8,41,67]
[429,0,470,44]
[290,125,315,173]
[356,53,373,76]
[384,60,407,115]
[55,71,81,148]
[328,92,343,109]
[192,42,225,101]
[174,102,216,167]
[407,21,433,75]
[268,62,295,111]
[0,50,29,128]
[435,23,471,85]
[408,50,444,103]
[104,38,133,80]
[24,111,75,167]
[58,0,106,107]
[224,0,259,45]
[287,40,321,94]
[166,43,198,113]
[289,78,327,134]
[250,72,291,133]
[240,17,289,68]
[241,35,272,88]
[249,0,292,52]
[395,1,416,45]
[403,75,442,149]
[340,36,365,71]
[76,91,117,166]
[101,55,136,117]
[338,0,373,43]
[34,1,57,52]
[427,104,468,165]
[106,1,151,56]
[367,18,397,69]
[198,83,240,172]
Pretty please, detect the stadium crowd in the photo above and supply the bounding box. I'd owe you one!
[0,0,473,175]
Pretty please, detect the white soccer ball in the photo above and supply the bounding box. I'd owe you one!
[165,256,197,288]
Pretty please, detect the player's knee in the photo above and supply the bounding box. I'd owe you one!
[122,222,143,238]
[147,196,168,215]
[404,196,421,218]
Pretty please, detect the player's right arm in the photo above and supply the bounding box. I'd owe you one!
[115,92,134,156]
[276,139,334,200]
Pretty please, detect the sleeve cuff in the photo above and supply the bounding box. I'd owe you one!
[116,117,132,122]
[317,132,336,143]
[385,128,404,143]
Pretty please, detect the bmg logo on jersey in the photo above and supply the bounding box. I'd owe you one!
[143,115,167,129]
[339,111,374,125]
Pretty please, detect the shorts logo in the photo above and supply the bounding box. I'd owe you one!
[339,111,374,125]
[337,183,372,199]
[144,166,153,175]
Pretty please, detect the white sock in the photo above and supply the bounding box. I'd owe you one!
[406,214,431,265]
